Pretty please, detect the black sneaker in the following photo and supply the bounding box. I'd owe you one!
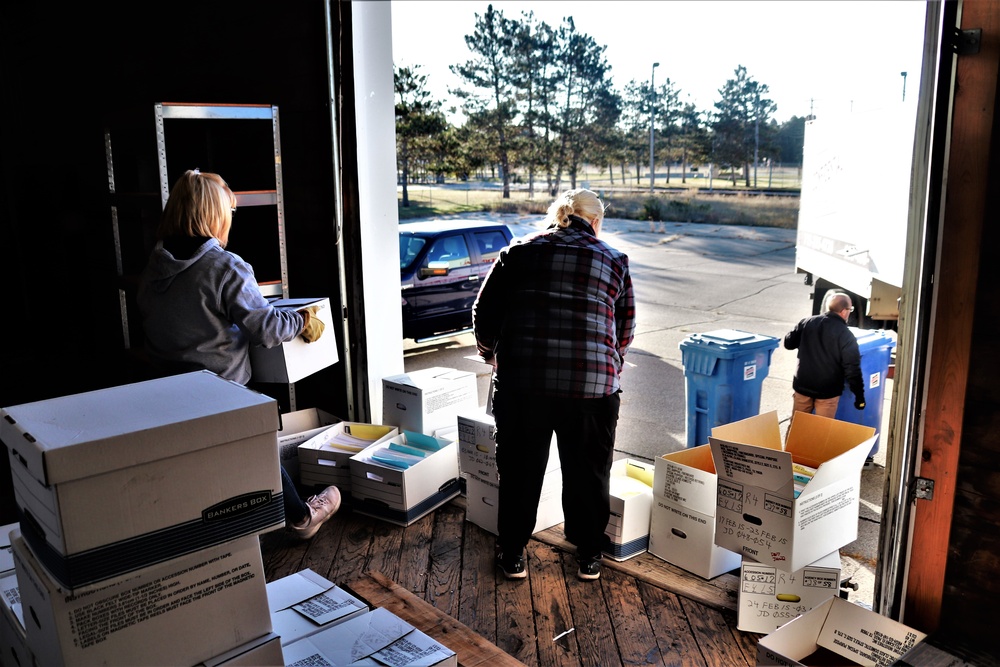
[496,552,527,580]
[577,555,602,581]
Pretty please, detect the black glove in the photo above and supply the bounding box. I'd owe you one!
[854,396,866,410]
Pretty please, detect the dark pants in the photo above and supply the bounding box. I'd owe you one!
[281,465,310,525]
[492,387,621,559]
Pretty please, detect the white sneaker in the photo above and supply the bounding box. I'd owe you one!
[290,486,341,539]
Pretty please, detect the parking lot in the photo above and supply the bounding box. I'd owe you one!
[403,213,894,608]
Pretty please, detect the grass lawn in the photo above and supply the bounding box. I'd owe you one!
[398,181,800,229]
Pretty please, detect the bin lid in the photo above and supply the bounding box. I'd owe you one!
[679,329,780,353]
[848,327,898,351]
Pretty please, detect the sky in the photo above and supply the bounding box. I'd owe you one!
[390,0,929,124]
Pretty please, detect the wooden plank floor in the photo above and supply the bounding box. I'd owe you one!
[259,495,761,666]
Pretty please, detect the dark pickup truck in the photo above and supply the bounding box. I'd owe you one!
[399,219,514,341]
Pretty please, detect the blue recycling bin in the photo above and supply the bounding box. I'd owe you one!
[834,328,896,458]
[679,329,780,448]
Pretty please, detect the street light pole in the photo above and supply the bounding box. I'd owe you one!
[649,62,659,193]
[900,71,908,102]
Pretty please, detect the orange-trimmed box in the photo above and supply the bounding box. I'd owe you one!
[709,411,876,572]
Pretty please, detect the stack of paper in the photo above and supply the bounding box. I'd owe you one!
[369,431,448,470]
[298,423,400,492]
[792,462,817,498]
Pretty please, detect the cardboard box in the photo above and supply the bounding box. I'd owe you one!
[267,568,369,646]
[605,458,655,561]
[456,410,560,484]
[0,524,16,577]
[12,532,272,667]
[1,371,283,590]
[196,633,283,667]
[297,422,398,493]
[464,468,564,536]
[648,445,742,579]
[737,551,841,634]
[250,297,339,383]
[709,411,877,572]
[350,432,462,526]
[299,462,351,493]
[276,407,340,480]
[0,570,30,667]
[756,595,925,666]
[382,367,478,435]
[281,607,456,667]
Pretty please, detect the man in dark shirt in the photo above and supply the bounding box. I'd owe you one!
[784,292,865,418]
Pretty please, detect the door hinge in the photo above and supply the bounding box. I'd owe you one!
[914,477,935,501]
[949,27,982,56]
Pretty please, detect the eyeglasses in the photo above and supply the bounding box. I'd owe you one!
[231,207,237,214]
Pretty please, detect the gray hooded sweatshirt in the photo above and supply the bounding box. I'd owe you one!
[137,238,302,384]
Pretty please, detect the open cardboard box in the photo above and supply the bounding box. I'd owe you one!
[350,432,462,526]
[250,297,339,383]
[756,595,925,666]
[648,444,741,579]
[276,407,340,481]
[297,422,398,493]
[709,411,877,572]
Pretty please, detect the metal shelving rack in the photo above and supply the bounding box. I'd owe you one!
[107,102,298,408]
[154,102,289,298]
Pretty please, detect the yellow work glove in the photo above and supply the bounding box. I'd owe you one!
[299,306,325,343]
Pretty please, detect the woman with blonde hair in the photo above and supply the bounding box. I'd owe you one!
[138,169,337,540]
[473,188,636,581]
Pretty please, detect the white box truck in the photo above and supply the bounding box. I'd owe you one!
[795,99,919,329]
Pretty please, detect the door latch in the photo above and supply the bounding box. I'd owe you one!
[914,477,935,501]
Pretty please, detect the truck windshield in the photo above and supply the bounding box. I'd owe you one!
[399,236,427,271]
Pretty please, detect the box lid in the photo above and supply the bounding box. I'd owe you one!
[784,411,876,471]
[383,366,474,389]
[0,371,277,486]
[655,445,720,516]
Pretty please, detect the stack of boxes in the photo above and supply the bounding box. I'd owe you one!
[0,371,284,666]
[705,410,877,636]
[703,410,929,661]
[340,367,477,527]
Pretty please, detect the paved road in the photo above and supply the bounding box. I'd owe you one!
[402,213,893,609]
[405,212,815,461]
